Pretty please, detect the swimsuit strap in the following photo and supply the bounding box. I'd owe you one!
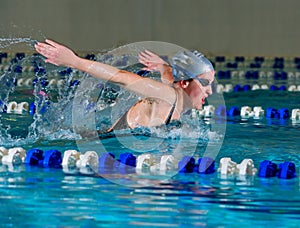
[165,88,178,125]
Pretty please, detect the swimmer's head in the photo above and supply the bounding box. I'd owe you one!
[171,50,214,82]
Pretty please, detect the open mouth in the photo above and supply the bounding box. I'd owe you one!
[202,98,205,105]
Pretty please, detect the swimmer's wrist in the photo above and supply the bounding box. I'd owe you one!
[162,64,172,73]
[70,55,85,70]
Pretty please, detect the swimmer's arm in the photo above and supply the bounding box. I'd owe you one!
[35,39,120,83]
[76,59,176,104]
[139,50,174,85]
[35,39,176,103]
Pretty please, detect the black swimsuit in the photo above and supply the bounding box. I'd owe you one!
[107,90,178,132]
[164,92,177,125]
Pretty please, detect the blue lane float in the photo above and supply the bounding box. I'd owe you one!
[33,77,49,87]
[15,53,25,60]
[233,84,260,92]
[235,56,245,62]
[258,160,278,178]
[278,162,296,179]
[227,106,240,117]
[115,153,137,174]
[217,70,231,79]
[29,101,50,115]
[85,54,96,60]
[98,152,116,169]
[29,102,36,115]
[34,67,46,76]
[258,160,296,179]
[269,85,287,91]
[233,84,242,92]
[245,71,259,79]
[24,148,62,168]
[243,84,252,91]
[266,108,280,119]
[58,67,73,76]
[0,147,298,180]
[178,156,215,174]
[278,108,290,119]
[13,65,22,73]
[215,105,227,117]
[24,148,44,166]
[69,79,80,87]
[0,100,7,113]
[42,149,62,168]
[119,152,137,167]
[98,152,137,174]
[197,157,215,174]
[274,71,287,80]
[266,108,290,119]
[178,156,196,173]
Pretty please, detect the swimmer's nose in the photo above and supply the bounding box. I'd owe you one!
[206,85,213,96]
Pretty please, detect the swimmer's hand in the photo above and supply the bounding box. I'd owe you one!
[138,50,169,72]
[35,39,79,67]
[139,50,174,84]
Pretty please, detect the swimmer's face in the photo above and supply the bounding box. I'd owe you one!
[187,71,214,110]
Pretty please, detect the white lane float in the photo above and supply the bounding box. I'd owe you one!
[7,101,29,114]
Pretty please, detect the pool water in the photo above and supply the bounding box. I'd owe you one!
[0,89,299,227]
[0,44,299,226]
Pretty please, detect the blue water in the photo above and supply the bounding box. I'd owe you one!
[0,46,300,226]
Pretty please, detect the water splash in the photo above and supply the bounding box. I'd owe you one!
[0,39,225,152]
[0,37,36,49]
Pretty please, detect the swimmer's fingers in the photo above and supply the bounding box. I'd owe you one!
[35,42,56,54]
[141,63,162,72]
[139,50,158,63]
[139,50,153,59]
[138,56,155,71]
[35,39,77,67]
[35,42,60,66]
[138,50,170,73]
[138,52,150,64]
[143,50,161,59]
[144,50,168,65]
[139,62,153,71]
[139,50,168,65]
[35,39,61,51]
[138,55,149,66]
[45,39,62,48]
[141,66,152,71]
[35,43,53,57]
[138,60,156,71]
[138,53,160,70]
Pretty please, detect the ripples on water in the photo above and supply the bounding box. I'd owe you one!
[0,165,299,227]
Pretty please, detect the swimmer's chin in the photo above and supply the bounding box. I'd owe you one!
[193,98,205,110]
[193,103,203,110]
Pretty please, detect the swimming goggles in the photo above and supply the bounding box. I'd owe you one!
[194,77,213,87]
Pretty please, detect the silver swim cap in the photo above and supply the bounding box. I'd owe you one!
[171,50,214,82]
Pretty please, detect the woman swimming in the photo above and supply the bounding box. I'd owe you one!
[35,40,214,131]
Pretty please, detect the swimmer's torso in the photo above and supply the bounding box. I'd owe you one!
[127,98,178,128]
[108,96,180,131]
